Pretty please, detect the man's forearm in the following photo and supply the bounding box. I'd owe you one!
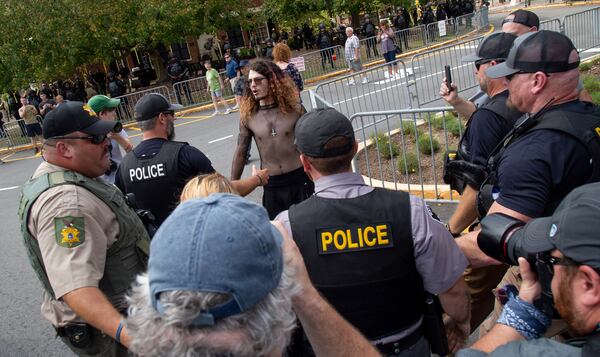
[448,186,479,235]
[62,286,131,347]
[231,176,260,196]
[231,146,247,180]
[470,324,524,353]
[293,285,381,357]
[439,277,470,323]
[449,96,477,120]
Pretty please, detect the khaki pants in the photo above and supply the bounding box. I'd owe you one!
[479,266,567,338]
[463,264,508,332]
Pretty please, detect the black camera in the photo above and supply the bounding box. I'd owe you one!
[478,213,558,317]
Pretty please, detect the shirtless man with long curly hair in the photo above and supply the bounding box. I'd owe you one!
[231,60,314,219]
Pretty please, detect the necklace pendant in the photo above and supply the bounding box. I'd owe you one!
[270,128,277,137]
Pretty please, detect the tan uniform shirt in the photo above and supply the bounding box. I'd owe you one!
[19,104,38,124]
[27,161,120,327]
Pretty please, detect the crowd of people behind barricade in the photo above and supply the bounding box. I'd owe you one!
[256,0,477,58]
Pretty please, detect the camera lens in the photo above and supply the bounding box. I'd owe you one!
[478,213,526,265]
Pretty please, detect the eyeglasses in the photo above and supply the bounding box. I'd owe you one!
[49,134,108,145]
[246,77,266,86]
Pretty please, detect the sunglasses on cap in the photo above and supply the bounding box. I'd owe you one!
[49,134,108,145]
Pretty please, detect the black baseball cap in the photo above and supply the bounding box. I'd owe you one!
[486,30,580,78]
[462,32,518,63]
[516,182,600,270]
[134,93,183,122]
[43,101,121,139]
[295,108,355,158]
[503,9,540,28]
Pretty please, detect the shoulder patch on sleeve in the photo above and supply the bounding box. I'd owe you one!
[54,216,85,248]
[425,205,443,224]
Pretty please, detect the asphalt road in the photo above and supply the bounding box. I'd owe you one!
[0,5,598,356]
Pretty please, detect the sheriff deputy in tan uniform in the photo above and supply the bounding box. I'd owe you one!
[18,101,150,356]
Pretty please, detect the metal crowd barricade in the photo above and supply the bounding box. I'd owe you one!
[409,36,484,107]
[114,86,175,124]
[349,107,462,201]
[172,71,234,109]
[309,90,335,110]
[1,119,30,150]
[358,35,384,65]
[564,7,600,53]
[300,45,347,80]
[539,18,562,33]
[314,58,413,119]
[455,12,477,36]
[425,18,457,45]
[393,25,428,52]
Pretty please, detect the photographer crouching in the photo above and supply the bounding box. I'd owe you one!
[458,182,600,356]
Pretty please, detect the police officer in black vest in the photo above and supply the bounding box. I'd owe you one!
[275,108,471,356]
[443,32,521,239]
[116,93,268,227]
[441,34,524,331]
[454,31,600,334]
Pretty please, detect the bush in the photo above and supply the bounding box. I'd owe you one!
[397,152,419,175]
[583,75,600,93]
[417,134,441,154]
[591,92,600,106]
[371,133,399,159]
[579,62,592,72]
[446,118,463,137]
[400,122,422,137]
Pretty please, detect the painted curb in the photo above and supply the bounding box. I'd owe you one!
[489,0,600,14]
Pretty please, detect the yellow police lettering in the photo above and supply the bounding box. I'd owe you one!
[347,229,359,249]
[363,226,376,246]
[334,230,347,250]
[321,232,333,252]
[376,224,389,245]
[317,223,393,254]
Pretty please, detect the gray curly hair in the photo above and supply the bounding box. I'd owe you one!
[126,266,298,357]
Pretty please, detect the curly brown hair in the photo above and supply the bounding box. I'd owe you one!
[240,60,301,125]
[272,43,292,63]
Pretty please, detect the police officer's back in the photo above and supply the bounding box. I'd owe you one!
[276,108,470,356]
[18,102,150,355]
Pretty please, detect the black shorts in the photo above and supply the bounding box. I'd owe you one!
[25,123,43,137]
[263,167,314,219]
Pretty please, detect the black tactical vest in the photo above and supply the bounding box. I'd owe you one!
[477,102,600,217]
[288,188,425,339]
[18,170,150,310]
[118,141,187,226]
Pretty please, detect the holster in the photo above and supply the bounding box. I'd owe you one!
[56,323,94,349]
[422,292,449,356]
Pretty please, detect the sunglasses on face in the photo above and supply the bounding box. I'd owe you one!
[474,58,504,71]
[50,134,108,145]
[246,77,267,85]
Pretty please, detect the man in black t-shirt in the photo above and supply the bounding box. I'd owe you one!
[116,94,268,226]
[455,31,600,336]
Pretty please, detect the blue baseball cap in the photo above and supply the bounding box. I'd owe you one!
[148,194,284,326]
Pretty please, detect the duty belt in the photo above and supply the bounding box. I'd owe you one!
[372,324,422,355]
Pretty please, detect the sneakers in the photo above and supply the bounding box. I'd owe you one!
[231,104,239,110]
[211,110,221,116]
[224,108,232,115]
[347,80,356,86]
[361,78,369,84]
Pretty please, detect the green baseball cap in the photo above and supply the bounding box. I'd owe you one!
[88,95,121,114]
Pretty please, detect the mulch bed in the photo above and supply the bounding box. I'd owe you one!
[356,124,461,185]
